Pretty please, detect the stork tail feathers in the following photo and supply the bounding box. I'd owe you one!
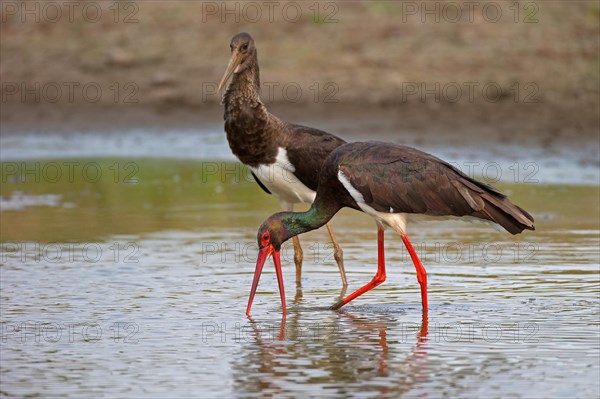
[476,192,535,235]
[448,165,535,235]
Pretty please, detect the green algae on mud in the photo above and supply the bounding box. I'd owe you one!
[1,159,598,243]
[0,159,277,242]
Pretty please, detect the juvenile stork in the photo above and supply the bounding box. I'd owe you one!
[218,32,348,287]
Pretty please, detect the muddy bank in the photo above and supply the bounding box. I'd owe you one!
[1,1,598,130]
[1,101,597,150]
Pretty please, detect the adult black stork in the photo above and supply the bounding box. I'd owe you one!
[217,32,348,287]
[246,141,535,316]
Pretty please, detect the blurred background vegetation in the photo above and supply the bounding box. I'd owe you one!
[1,0,598,134]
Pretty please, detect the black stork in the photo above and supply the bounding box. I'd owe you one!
[217,32,348,287]
[246,141,535,316]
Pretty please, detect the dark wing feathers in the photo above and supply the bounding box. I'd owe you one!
[283,122,346,191]
[338,142,534,235]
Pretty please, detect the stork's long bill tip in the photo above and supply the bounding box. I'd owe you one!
[246,245,286,316]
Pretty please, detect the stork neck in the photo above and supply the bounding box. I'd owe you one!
[223,59,261,105]
[280,201,340,242]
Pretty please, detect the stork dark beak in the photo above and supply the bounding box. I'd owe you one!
[217,50,243,94]
[246,245,286,316]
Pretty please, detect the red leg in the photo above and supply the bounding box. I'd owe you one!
[401,234,428,312]
[330,228,386,310]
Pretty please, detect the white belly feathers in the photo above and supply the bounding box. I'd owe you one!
[249,147,316,205]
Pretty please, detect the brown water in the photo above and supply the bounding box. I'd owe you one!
[1,157,599,398]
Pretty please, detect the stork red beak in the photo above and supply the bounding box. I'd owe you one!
[246,245,286,316]
[217,51,243,94]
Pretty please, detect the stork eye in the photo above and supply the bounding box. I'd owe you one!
[242,43,249,51]
[262,231,270,244]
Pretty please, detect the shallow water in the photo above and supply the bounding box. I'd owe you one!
[1,133,599,398]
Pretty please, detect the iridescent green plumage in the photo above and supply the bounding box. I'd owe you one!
[257,204,337,251]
